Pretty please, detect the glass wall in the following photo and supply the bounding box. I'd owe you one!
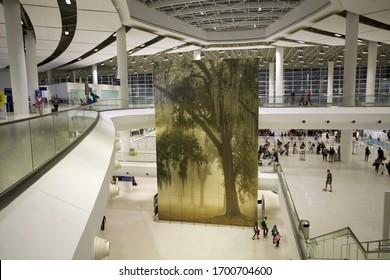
[258,65,390,96]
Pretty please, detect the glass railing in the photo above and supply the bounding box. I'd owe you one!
[274,163,390,260]
[274,163,309,259]
[0,106,98,208]
[90,97,154,111]
[260,94,390,107]
[306,227,366,260]
[0,98,156,209]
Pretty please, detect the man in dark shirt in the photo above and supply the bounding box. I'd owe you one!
[323,169,332,192]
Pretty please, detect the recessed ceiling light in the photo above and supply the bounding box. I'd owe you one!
[113,33,117,37]
[65,0,71,4]
[362,50,368,54]
[213,26,217,30]
[298,40,305,44]
[258,7,262,12]
[77,58,81,61]
[335,33,342,37]
[140,44,145,48]
[200,11,204,15]
[101,63,104,65]
[94,48,98,52]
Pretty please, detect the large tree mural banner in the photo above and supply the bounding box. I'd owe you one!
[154,59,259,226]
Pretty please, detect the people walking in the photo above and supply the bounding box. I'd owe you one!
[365,146,371,161]
[323,169,332,192]
[35,92,44,115]
[261,217,269,237]
[271,225,278,242]
[51,94,60,112]
[377,147,385,162]
[274,232,281,247]
[252,222,260,240]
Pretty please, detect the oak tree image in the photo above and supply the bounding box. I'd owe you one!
[154,59,258,224]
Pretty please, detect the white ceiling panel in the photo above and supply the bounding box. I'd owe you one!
[97,45,117,55]
[64,42,97,53]
[272,40,314,47]
[34,26,62,41]
[359,29,390,43]
[205,45,274,52]
[131,37,184,56]
[23,6,61,28]
[286,30,334,42]
[311,14,378,35]
[312,15,346,34]
[36,40,58,51]
[340,0,390,15]
[72,30,113,44]
[77,0,117,12]
[125,28,158,49]
[315,37,345,46]
[365,10,390,26]
[77,10,120,32]
[20,0,57,7]
[168,45,202,53]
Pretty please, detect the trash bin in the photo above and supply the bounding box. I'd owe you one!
[300,219,310,239]
[30,104,36,113]
[355,98,361,106]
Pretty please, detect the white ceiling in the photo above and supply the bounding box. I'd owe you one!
[0,0,389,76]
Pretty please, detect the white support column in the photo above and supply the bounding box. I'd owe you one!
[47,70,53,85]
[275,46,284,104]
[340,129,353,163]
[327,62,334,103]
[25,30,39,105]
[268,63,275,104]
[92,64,98,84]
[366,41,377,103]
[383,191,390,241]
[194,49,202,60]
[343,12,359,106]
[194,49,201,60]
[116,26,129,108]
[120,131,131,153]
[3,0,29,114]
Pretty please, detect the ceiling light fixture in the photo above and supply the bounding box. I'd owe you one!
[94,48,98,52]
[113,33,117,37]
[140,44,145,48]
[64,26,69,35]
[258,7,262,12]
[65,0,71,4]
[335,33,342,37]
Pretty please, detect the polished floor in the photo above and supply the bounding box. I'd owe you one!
[100,134,390,260]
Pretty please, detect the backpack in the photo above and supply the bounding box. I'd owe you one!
[261,220,267,228]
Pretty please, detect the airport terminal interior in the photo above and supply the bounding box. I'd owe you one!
[0,0,390,260]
